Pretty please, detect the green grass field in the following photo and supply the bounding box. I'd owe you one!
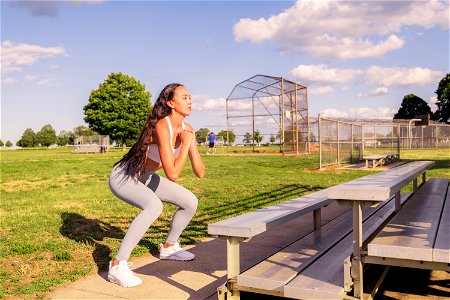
[0,148,448,298]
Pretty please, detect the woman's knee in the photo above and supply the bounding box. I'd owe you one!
[150,200,164,216]
[185,192,198,213]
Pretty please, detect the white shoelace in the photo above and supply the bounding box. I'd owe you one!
[172,243,182,252]
[118,262,134,275]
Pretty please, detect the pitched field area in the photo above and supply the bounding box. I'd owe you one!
[0,148,448,298]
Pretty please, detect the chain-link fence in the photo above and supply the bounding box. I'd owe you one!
[225,74,310,154]
[318,117,450,168]
[318,116,363,168]
[73,135,110,153]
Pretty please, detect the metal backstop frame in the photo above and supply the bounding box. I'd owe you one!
[225,74,309,154]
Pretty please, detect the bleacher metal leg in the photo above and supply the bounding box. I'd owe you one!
[227,237,240,279]
[313,208,321,230]
[413,178,418,192]
[422,172,426,184]
[395,192,401,212]
[220,237,241,299]
[352,203,364,299]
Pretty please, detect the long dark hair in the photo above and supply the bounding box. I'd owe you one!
[115,83,183,177]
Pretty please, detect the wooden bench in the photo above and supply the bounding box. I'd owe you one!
[207,188,333,298]
[365,178,449,270]
[328,160,435,299]
[240,193,411,299]
[209,160,435,300]
[363,152,399,168]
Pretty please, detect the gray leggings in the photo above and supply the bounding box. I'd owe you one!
[109,165,198,261]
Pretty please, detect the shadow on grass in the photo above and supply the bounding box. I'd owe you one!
[149,183,324,247]
[60,184,324,269]
[60,212,125,271]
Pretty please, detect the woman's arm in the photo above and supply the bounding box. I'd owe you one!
[185,124,205,178]
[156,120,193,182]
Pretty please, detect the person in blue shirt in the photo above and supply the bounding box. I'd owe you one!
[207,132,216,154]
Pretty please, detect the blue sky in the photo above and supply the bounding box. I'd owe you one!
[1,0,449,144]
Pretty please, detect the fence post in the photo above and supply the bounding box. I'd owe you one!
[318,114,322,169]
[351,124,354,163]
[337,120,340,164]
[360,124,363,162]
[397,124,400,160]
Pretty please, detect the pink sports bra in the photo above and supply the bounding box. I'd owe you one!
[146,116,185,163]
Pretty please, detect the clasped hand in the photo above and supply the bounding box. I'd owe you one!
[179,129,195,146]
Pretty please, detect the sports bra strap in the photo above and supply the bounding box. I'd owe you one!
[165,116,185,150]
[165,117,173,143]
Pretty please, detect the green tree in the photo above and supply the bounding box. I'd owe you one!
[17,128,37,147]
[57,130,71,146]
[195,128,210,144]
[433,73,450,124]
[36,124,57,147]
[73,125,97,137]
[83,72,152,146]
[0,139,3,147]
[5,140,12,147]
[393,94,432,120]
[217,130,236,144]
[243,132,252,143]
[270,135,276,144]
[67,131,77,145]
[254,130,263,145]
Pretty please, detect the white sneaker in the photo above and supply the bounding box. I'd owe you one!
[107,260,142,287]
[159,242,195,261]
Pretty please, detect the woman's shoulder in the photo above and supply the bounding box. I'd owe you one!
[155,117,169,129]
[183,122,194,131]
[154,118,171,137]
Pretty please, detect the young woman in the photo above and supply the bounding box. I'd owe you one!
[107,83,205,287]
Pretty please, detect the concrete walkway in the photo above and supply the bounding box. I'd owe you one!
[49,202,450,299]
[49,238,226,300]
[50,202,348,300]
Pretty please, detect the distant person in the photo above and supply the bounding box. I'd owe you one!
[108,83,205,287]
[207,131,216,154]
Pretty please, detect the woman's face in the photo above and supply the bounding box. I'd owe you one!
[170,86,192,117]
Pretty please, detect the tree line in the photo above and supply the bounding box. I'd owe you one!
[394,74,449,121]
[84,72,448,147]
[13,125,97,148]
[7,72,449,148]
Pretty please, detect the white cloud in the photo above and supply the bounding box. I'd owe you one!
[48,64,59,70]
[194,95,263,113]
[1,40,67,74]
[428,95,438,112]
[290,63,444,88]
[321,107,396,119]
[195,97,226,111]
[234,0,449,59]
[25,75,38,81]
[292,64,362,84]
[2,77,17,84]
[258,96,280,110]
[357,87,389,98]
[365,66,445,87]
[230,120,251,127]
[310,86,334,95]
[320,108,349,119]
[37,78,54,85]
